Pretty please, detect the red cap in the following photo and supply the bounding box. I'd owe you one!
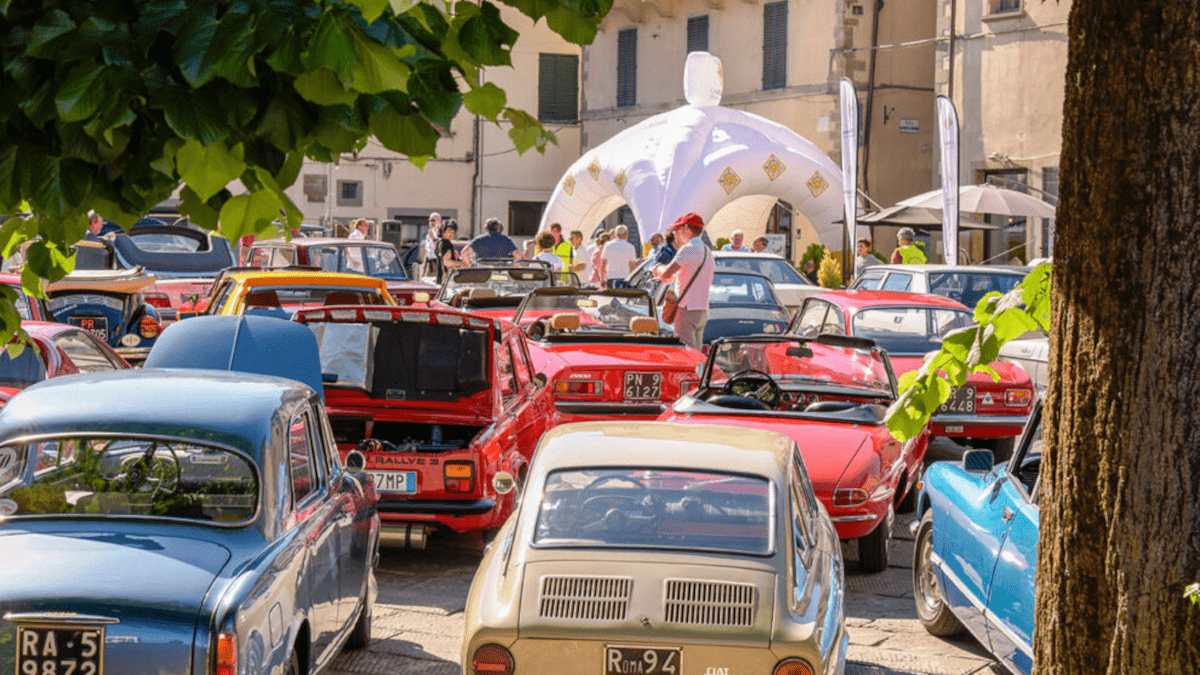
[669,213,705,230]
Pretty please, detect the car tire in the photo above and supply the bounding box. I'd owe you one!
[896,472,918,514]
[858,518,890,573]
[286,649,301,675]
[913,510,966,636]
[345,579,372,650]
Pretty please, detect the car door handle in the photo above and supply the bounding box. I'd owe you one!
[1002,506,1015,523]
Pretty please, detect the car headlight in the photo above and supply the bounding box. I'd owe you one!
[120,333,142,348]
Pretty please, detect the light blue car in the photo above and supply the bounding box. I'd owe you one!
[911,401,1043,675]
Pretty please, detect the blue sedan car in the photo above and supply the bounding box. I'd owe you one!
[0,369,380,675]
[911,401,1042,675]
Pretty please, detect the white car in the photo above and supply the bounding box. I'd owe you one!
[850,264,1029,310]
[712,251,820,315]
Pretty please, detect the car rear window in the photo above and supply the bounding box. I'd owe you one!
[534,468,773,556]
[0,437,258,523]
[0,347,47,389]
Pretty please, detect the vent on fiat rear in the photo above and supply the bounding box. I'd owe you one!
[538,576,632,621]
[663,579,756,627]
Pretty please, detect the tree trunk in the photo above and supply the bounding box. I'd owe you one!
[1038,1,1200,673]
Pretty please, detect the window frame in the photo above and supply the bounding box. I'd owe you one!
[617,28,638,107]
[538,53,579,124]
[762,1,788,90]
[287,408,325,509]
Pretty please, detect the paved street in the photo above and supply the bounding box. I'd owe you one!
[330,438,1005,675]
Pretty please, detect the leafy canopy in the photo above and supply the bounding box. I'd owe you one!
[0,0,611,344]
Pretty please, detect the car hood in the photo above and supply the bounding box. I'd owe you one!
[0,527,232,675]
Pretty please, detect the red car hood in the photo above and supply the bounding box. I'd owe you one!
[531,342,704,372]
[889,354,1031,385]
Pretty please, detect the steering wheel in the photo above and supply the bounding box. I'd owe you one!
[722,369,783,409]
[120,443,180,497]
[578,474,660,534]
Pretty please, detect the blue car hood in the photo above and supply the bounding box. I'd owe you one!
[0,528,232,675]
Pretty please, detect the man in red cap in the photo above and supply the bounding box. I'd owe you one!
[653,213,715,350]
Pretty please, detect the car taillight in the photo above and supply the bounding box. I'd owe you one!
[139,315,160,339]
[444,461,474,493]
[471,644,514,675]
[773,658,814,675]
[833,488,868,507]
[215,633,236,675]
[144,292,171,308]
[554,379,602,395]
[1004,388,1033,407]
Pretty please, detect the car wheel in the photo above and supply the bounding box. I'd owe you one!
[286,649,301,675]
[913,510,966,636]
[858,517,890,573]
[896,472,918,514]
[345,577,373,650]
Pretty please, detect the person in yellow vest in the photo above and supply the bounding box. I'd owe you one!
[548,223,574,271]
[890,227,927,264]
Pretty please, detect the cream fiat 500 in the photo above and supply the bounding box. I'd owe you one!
[461,421,847,675]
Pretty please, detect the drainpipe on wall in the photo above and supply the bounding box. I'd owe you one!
[860,0,884,197]
[471,114,481,238]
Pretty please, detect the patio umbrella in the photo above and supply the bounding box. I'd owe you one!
[858,204,1001,230]
[897,184,1057,219]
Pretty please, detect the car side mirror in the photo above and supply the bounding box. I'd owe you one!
[962,449,994,473]
[533,373,548,389]
[492,471,516,495]
[345,450,367,474]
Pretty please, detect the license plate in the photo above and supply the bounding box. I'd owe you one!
[16,624,105,675]
[624,372,662,400]
[369,470,417,494]
[68,316,109,342]
[605,646,680,675]
[938,385,976,414]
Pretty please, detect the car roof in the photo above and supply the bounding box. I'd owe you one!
[533,421,793,482]
[225,270,390,289]
[812,289,970,311]
[0,369,313,457]
[713,250,787,260]
[861,264,1028,275]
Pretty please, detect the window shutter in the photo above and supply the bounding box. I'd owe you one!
[762,2,788,90]
[687,15,709,53]
[617,28,637,107]
[539,53,578,123]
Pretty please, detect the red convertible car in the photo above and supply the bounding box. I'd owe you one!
[514,287,706,424]
[791,290,1034,458]
[659,334,927,572]
[433,266,561,321]
[292,305,553,547]
[1,322,129,405]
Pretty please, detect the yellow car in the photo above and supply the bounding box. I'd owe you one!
[198,269,395,318]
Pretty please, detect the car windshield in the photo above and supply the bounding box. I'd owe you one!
[240,285,388,315]
[716,257,808,286]
[0,347,47,389]
[307,320,490,401]
[47,293,126,314]
[308,245,407,279]
[127,232,201,252]
[706,338,893,396]
[110,230,234,276]
[515,291,657,333]
[438,268,553,302]
[710,273,783,308]
[534,468,773,556]
[927,271,1023,308]
[0,437,258,523]
[850,307,974,355]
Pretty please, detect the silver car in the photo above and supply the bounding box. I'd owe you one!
[461,421,847,675]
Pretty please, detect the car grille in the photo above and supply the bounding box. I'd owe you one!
[538,575,632,621]
[663,579,756,627]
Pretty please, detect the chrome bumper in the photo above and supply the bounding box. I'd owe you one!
[931,413,1029,427]
[555,401,667,416]
[829,513,879,523]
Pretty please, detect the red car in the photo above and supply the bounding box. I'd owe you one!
[659,334,927,572]
[292,305,552,547]
[244,237,437,305]
[790,290,1034,457]
[0,272,53,322]
[432,266,560,321]
[1,322,130,406]
[513,287,706,423]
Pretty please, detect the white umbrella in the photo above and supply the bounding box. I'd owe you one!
[898,184,1057,219]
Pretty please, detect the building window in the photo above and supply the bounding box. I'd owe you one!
[983,169,1029,263]
[687,15,709,53]
[762,1,788,90]
[617,28,637,107]
[509,201,546,237]
[337,180,363,207]
[539,53,579,123]
[994,0,1021,13]
[303,174,327,203]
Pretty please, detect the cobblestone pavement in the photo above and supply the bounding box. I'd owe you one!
[330,438,1006,675]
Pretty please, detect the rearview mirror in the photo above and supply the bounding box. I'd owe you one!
[492,471,516,495]
[345,450,366,474]
[961,449,994,473]
[786,346,813,358]
[532,373,548,388]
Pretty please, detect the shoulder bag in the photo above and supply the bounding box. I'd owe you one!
[660,245,708,323]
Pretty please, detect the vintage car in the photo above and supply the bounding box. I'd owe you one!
[912,401,1043,675]
[462,421,847,675]
[998,329,1049,392]
[0,322,129,405]
[243,237,436,305]
[696,269,792,345]
[513,287,706,423]
[850,264,1028,311]
[0,369,380,675]
[659,335,928,572]
[46,269,163,364]
[433,266,562,320]
[0,272,52,321]
[292,304,553,547]
[790,290,1034,458]
[200,269,394,318]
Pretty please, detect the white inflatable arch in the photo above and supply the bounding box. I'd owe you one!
[540,53,845,249]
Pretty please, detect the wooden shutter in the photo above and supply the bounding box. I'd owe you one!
[617,28,637,107]
[762,2,788,90]
[539,54,578,123]
[687,15,709,53]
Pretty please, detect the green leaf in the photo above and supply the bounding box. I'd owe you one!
[457,2,518,66]
[219,189,281,243]
[179,186,220,231]
[408,67,461,128]
[503,107,555,154]
[370,106,439,157]
[306,12,358,83]
[21,267,47,300]
[209,12,259,87]
[252,167,303,228]
[543,5,600,45]
[89,198,141,230]
[0,215,36,258]
[176,139,247,202]
[27,10,76,58]
[160,90,233,144]
[349,0,390,24]
[55,62,108,123]
[349,30,412,94]
[0,146,19,212]
[294,67,359,106]
[175,7,219,87]
[463,82,505,120]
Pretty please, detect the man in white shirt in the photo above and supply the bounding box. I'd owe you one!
[422,213,441,276]
[600,224,637,288]
[721,229,750,252]
[654,213,715,350]
[346,218,369,271]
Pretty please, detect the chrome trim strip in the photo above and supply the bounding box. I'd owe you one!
[4,613,120,625]
[931,414,1029,426]
[930,552,1033,658]
[829,514,879,523]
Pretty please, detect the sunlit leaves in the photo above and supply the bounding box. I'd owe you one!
[175,140,247,202]
[463,82,506,121]
[218,190,280,243]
